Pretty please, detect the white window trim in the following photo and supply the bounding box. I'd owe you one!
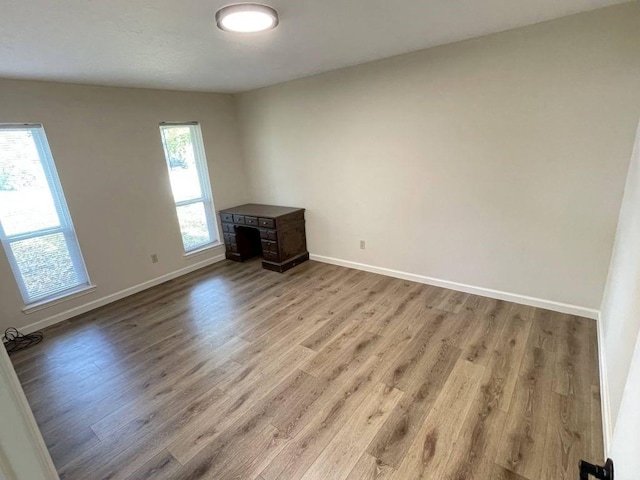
[183,240,223,258]
[22,283,97,314]
[0,123,92,307]
[159,122,220,253]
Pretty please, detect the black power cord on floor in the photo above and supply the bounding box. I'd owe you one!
[2,327,43,354]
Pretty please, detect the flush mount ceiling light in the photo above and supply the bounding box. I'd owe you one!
[216,3,279,33]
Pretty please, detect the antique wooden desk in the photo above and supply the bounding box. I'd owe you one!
[219,204,309,273]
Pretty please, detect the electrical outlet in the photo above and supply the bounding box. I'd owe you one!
[151,253,159,264]
[360,240,366,250]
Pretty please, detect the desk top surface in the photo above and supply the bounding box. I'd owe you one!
[219,203,304,218]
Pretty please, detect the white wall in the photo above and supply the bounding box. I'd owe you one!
[0,79,249,332]
[600,118,640,478]
[609,333,640,479]
[237,3,640,312]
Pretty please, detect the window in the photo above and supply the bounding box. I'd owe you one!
[0,124,91,305]
[159,122,218,252]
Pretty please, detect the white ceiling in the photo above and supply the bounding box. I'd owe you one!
[0,0,629,93]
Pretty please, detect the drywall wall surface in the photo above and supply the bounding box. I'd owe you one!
[600,117,640,459]
[0,79,249,331]
[237,3,640,310]
[609,330,640,479]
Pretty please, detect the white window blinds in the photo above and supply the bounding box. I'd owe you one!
[159,123,218,252]
[0,124,90,305]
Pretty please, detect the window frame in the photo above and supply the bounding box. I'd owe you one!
[158,122,219,253]
[0,123,92,307]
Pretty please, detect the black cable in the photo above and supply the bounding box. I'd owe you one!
[2,327,43,354]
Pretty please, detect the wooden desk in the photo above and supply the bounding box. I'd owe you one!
[219,204,309,273]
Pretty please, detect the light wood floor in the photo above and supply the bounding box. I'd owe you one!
[10,259,604,480]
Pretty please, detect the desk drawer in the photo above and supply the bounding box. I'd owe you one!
[222,223,235,233]
[261,239,278,253]
[223,233,236,245]
[233,214,245,224]
[263,250,280,262]
[245,216,258,226]
[259,229,277,241]
[259,218,275,229]
[220,213,233,223]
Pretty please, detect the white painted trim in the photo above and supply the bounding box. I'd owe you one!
[0,346,59,479]
[596,311,612,457]
[22,285,97,314]
[183,241,223,257]
[20,252,226,335]
[309,254,599,319]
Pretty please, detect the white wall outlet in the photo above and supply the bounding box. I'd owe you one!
[360,240,366,250]
[151,253,159,264]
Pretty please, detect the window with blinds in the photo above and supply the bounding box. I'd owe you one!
[0,124,91,305]
[159,123,218,252]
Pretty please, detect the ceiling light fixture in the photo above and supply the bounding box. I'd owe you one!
[215,4,279,33]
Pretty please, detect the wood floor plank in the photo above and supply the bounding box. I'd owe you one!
[390,360,485,480]
[302,325,382,379]
[461,301,513,366]
[299,275,388,352]
[30,326,213,422]
[9,259,603,480]
[45,426,101,470]
[367,342,461,468]
[541,393,589,480]
[174,408,287,480]
[433,289,470,314]
[300,382,403,480]
[89,356,240,440]
[438,306,531,480]
[441,381,508,480]
[19,358,102,394]
[378,309,449,391]
[495,343,554,479]
[486,307,532,412]
[259,355,389,480]
[57,386,229,480]
[40,335,244,448]
[364,282,426,337]
[492,464,530,480]
[554,315,592,403]
[217,342,315,398]
[168,344,314,465]
[530,308,561,353]
[125,450,183,480]
[345,453,395,480]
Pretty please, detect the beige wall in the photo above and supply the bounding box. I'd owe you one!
[0,79,249,332]
[237,3,640,311]
[601,119,640,475]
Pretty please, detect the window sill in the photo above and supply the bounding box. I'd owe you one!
[183,241,223,258]
[22,284,97,315]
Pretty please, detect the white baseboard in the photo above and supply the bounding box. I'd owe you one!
[309,254,600,320]
[596,311,612,457]
[20,252,227,335]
